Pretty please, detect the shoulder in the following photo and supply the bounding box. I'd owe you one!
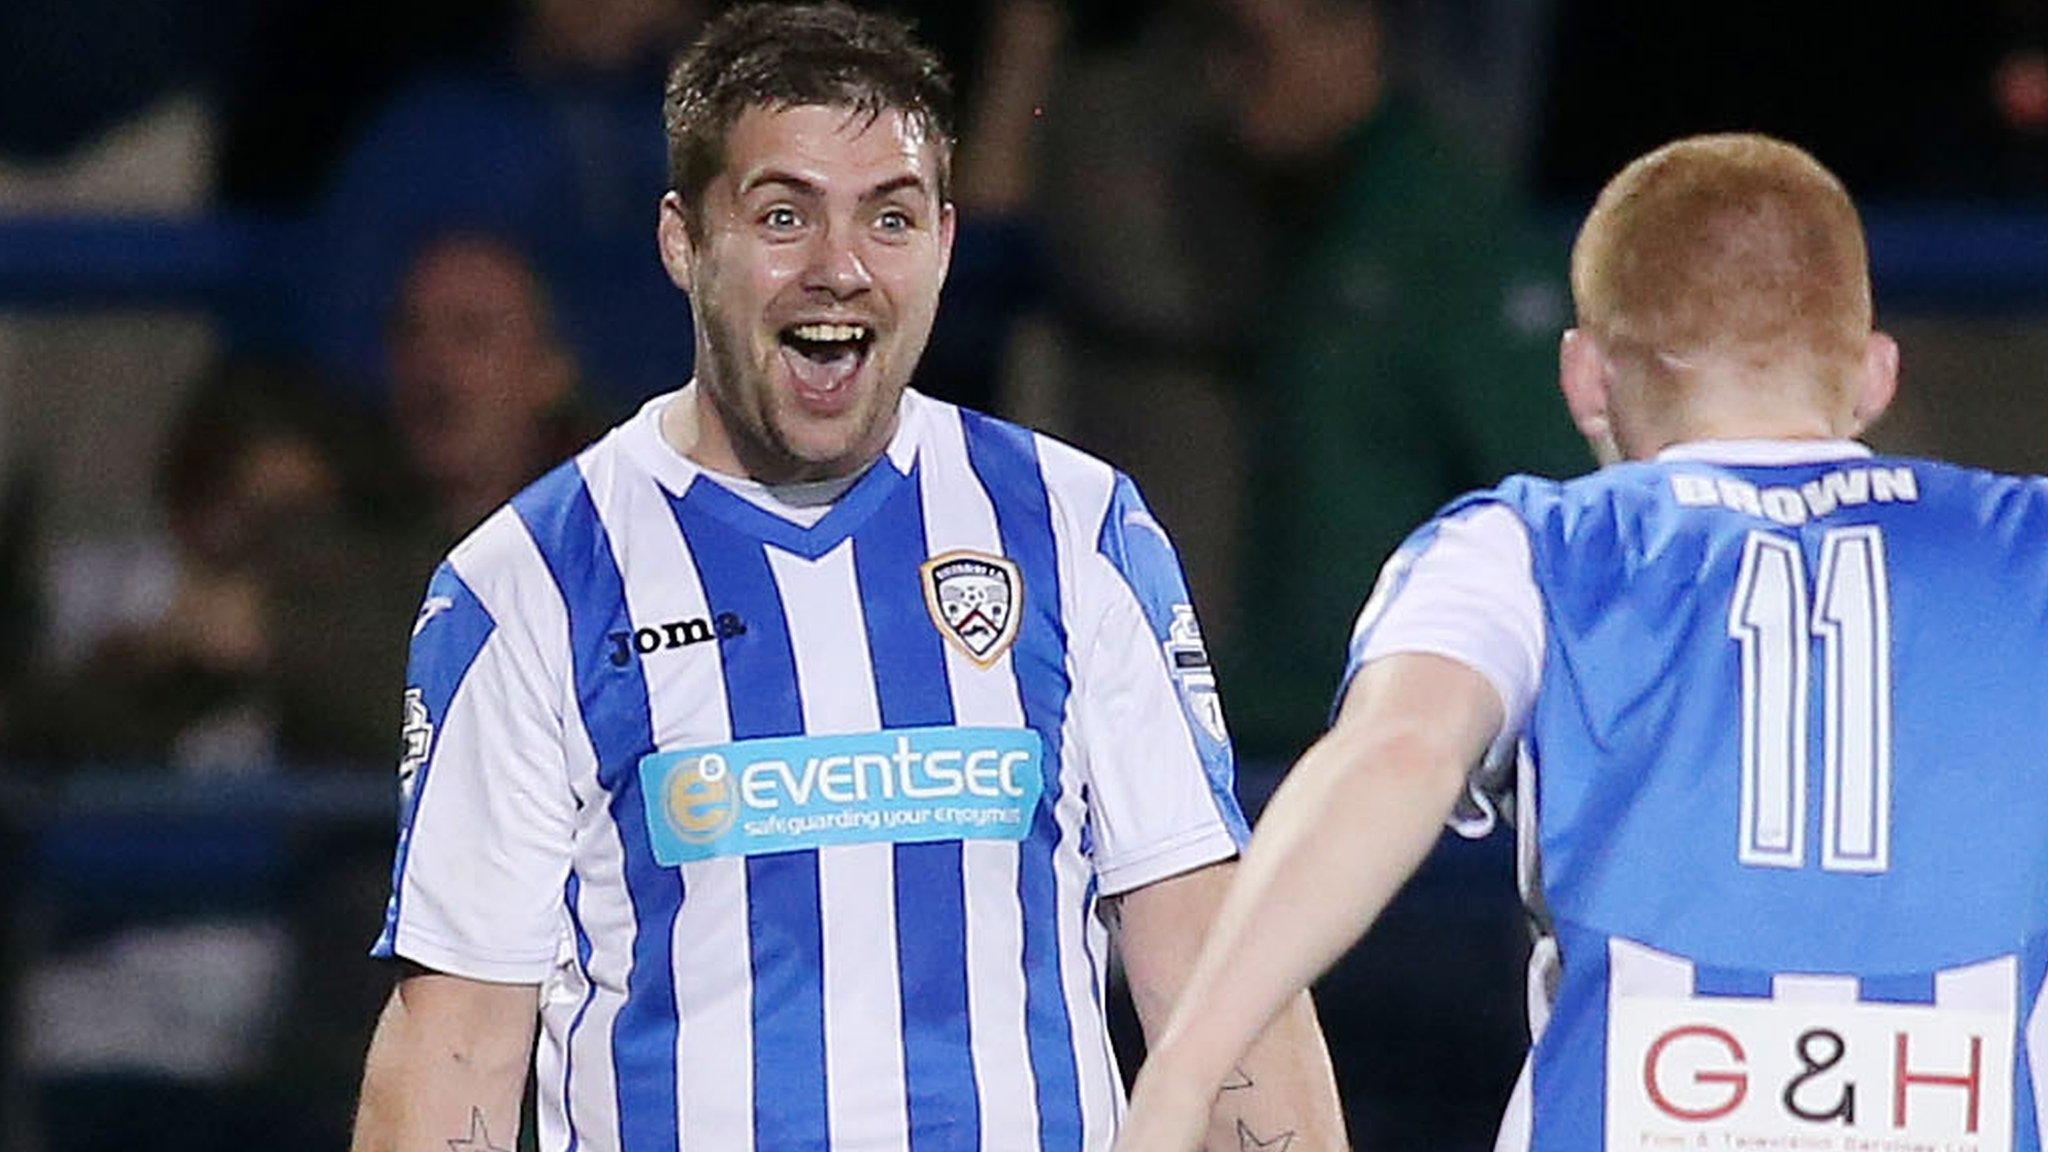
[929,398,1130,547]
[446,429,635,613]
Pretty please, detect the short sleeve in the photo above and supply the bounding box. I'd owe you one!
[1337,501,1545,835]
[372,551,577,983]
[1070,475,1247,896]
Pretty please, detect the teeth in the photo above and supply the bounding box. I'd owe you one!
[790,322,869,343]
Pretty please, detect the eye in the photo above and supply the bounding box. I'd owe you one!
[762,205,801,231]
[876,207,914,233]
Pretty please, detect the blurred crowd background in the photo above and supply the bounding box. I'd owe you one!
[1,0,2045,1148]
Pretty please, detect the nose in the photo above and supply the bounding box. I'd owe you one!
[800,222,874,299]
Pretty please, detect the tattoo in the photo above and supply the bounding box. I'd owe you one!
[1234,1120,1297,1152]
[1220,1066,1254,1091]
[448,1108,512,1152]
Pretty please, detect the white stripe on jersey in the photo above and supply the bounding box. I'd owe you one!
[917,407,1042,1151]
[1036,437,1132,1146]
[1614,937,2020,1013]
[1609,937,1695,997]
[595,453,754,1152]
[1771,972,1859,1003]
[1052,703,1116,1151]
[1940,955,2018,1014]
[771,542,912,1152]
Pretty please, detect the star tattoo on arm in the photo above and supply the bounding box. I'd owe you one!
[448,1108,512,1152]
[1234,1120,1296,1152]
[1220,1066,1254,1091]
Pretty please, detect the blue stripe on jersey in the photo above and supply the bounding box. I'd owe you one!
[375,562,496,956]
[512,465,681,1152]
[961,410,1085,1151]
[2019,937,2048,1149]
[562,871,596,1152]
[1859,972,1938,1004]
[1095,473,1249,843]
[851,463,982,1152]
[670,487,831,1152]
[1532,921,1611,1149]
[1691,965,1772,999]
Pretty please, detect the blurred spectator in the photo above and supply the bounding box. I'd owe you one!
[1013,0,1584,750]
[1991,0,2048,186]
[267,230,604,764]
[300,0,704,410]
[0,232,593,759]
[999,1,1264,639]
[3,362,338,1152]
[0,2,230,688]
[387,232,583,535]
[1205,0,1589,757]
[3,365,344,769]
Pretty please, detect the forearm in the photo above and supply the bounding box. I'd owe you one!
[1119,655,1499,1152]
[1141,728,1458,1112]
[1193,990,1343,1152]
[1115,864,1346,1151]
[351,972,539,1152]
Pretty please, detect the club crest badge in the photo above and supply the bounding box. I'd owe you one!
[922,550,1023,666]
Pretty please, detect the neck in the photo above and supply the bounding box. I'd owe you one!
[1619,359,1861,459]
[659,381,895,485]
[1630,408,1849,460]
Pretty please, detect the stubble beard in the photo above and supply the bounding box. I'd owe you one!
[696,299,900,483]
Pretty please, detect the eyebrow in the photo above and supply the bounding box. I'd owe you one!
[863,175,931,204]
[735,170,932,204]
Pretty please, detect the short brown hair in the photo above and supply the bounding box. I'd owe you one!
[663,2,954,232]
[1571,134,1871,396]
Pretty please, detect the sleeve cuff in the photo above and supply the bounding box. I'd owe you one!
[371,922,557,985]
[1094,825,1240,897]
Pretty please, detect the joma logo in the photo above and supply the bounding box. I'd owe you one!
[607,613,747,667]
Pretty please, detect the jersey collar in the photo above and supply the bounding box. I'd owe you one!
[621,386,926,498]
[1654,439,1873,466]
[621,387,927,560]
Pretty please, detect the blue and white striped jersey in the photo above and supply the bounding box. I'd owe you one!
[376,389,1248,1152]
[1345,441,2048,1151]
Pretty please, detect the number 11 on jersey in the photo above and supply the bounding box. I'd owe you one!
[1729,526,1893,873]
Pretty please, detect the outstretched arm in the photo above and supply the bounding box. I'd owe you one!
[1115,652,1504,1152]
[351,965,540,1152]
[1112,861,1346,1152]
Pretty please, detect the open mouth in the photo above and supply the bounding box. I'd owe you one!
[777,321,875,411]
[781,322,873,366]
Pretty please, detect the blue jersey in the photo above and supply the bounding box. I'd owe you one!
[376,390,1247,1152]
[1352,443,2048,1151]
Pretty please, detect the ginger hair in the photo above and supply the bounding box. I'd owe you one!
[1571,134,1871,404]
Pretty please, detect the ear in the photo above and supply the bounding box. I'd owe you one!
[657,192,697,293]
[1849,330,1899,434]
[935,200,957,283]
[1558,329,1620,463]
